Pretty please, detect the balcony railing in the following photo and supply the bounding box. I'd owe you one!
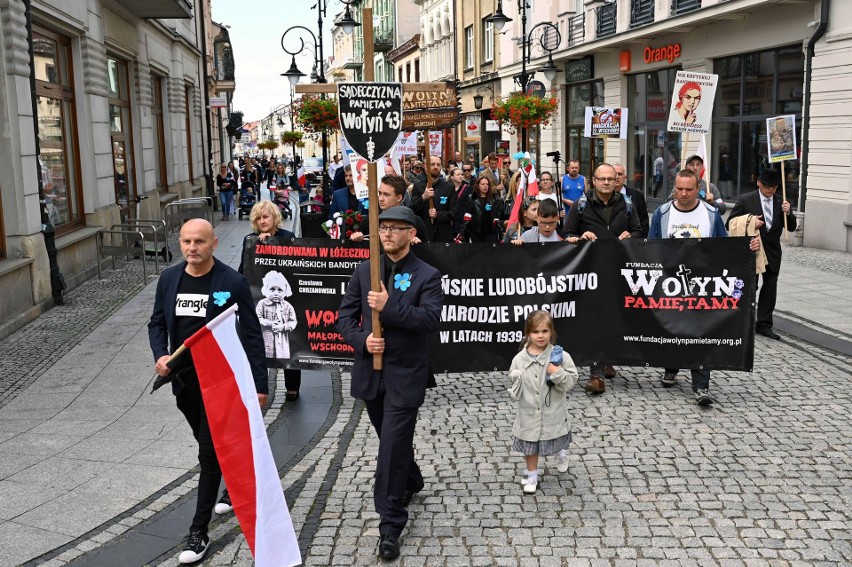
[568,13,585,47]
[630,0,655,28]
[596,1,617,39]
[374,32,394,53]
[672,0,702,16]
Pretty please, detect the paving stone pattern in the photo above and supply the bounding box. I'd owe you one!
[0,237,181,410]
[188,335,852,566]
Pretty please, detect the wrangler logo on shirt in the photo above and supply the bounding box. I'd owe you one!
[175,294,208,317]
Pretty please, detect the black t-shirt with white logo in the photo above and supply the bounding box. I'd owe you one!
[174,270,214,348]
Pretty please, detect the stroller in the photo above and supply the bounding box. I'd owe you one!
[238,183,256,220]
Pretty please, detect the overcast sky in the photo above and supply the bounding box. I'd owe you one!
[211,0,337,123]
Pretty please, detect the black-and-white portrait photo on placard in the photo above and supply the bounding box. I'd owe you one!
[337,83,403,162]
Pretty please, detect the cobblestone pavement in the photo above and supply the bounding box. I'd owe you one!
[184,333,852,567]
[2,230,851,566]
[0,235,181,409]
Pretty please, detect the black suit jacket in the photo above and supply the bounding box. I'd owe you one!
[410,178,459,242]
[727,190,797,271]
[337,252,443,408]
[148,258,268,395]
[623,186,649,238]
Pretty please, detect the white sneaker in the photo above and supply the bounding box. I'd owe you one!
[178,531,209,564]
[214,489,233,515]
[522,477,537,494]
[556,452,569,473]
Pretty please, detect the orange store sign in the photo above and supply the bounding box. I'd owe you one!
[643,43,681,64]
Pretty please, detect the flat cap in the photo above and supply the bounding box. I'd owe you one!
[378,206,418,227]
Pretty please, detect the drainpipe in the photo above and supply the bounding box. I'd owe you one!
[24,0,65,305]
[799,0,830,213]
[197,0,216,210]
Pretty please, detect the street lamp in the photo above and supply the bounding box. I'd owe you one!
[336,0,361,36]
[281,12,330,194]
[487,1,562,152]
[473,85,495,111]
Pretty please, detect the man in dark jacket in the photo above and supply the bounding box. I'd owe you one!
[338,206,443,561]
[148,219,268,564]
[411,155,458,242]
[613,163,649,238]
[726,167,797,340]
[563,163,643,394]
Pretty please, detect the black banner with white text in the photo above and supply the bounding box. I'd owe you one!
[244,237,756,372]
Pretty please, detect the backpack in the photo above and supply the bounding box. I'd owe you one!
[575,190,633,218]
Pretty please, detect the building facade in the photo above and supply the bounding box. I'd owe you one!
[0,0,211,338]
[455,0,501,166]
[487,0,849,252]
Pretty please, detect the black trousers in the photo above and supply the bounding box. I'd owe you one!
[664,368,711,391]
[284,368,302,391]
[364,383,424,537]
[756,267,780,331]
[176,377,221,536]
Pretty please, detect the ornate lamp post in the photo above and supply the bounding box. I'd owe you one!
[281,0,343,194]
[488,1,562,152]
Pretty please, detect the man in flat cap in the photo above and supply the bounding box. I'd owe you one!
[337,206,443,561]
[728,167,797,340]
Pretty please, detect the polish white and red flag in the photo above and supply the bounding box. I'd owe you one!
[184,304,301,567]
[297,165,307,187]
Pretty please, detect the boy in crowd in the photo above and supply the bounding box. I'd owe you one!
[513,199,563,244]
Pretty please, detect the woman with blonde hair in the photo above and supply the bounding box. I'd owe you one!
[240,200,301,402]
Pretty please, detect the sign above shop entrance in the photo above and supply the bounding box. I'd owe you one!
[565,56,594,84]
[643,43,682,65]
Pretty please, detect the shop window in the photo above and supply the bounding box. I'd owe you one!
[565,81,605,179]
[152,76,168,192]
[627,68,682,203]
[108,56,135,222]
[34,26,83,235]
[712,45,804,206]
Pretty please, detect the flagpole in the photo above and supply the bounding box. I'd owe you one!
[781,160,789,241]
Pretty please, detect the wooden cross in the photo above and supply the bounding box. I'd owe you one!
[295,7,447,369]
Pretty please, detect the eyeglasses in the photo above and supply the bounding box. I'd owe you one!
[540,178,553,183]
[539,221,558,228]
[595,176,616,183]
[463,168,472,172]
[378,225,413,234]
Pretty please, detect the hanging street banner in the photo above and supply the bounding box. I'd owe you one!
[337,83,403,162]
[243,237,756,373]
[766,115,797,163]
[584,107,628,139]
[667,71,718,134]
[402,80,461,130]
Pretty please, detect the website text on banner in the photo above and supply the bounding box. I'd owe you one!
[244,238,756,372]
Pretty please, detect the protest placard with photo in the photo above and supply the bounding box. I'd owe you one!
[667,71,718,134]
[766,115,797,163]
[584,107,628,138]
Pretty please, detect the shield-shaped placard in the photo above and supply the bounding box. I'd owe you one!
[337,83,403,163]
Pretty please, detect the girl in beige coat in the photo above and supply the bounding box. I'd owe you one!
[508,310,578,494]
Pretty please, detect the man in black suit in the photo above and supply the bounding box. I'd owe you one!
[727,168,797,340]
[613,163,649,238]
[337,206,443,561]
[148,219,268,564]
[411,155,458,242]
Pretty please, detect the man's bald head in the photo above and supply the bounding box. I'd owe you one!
[179,219,218,275]
[180,218,215,239]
